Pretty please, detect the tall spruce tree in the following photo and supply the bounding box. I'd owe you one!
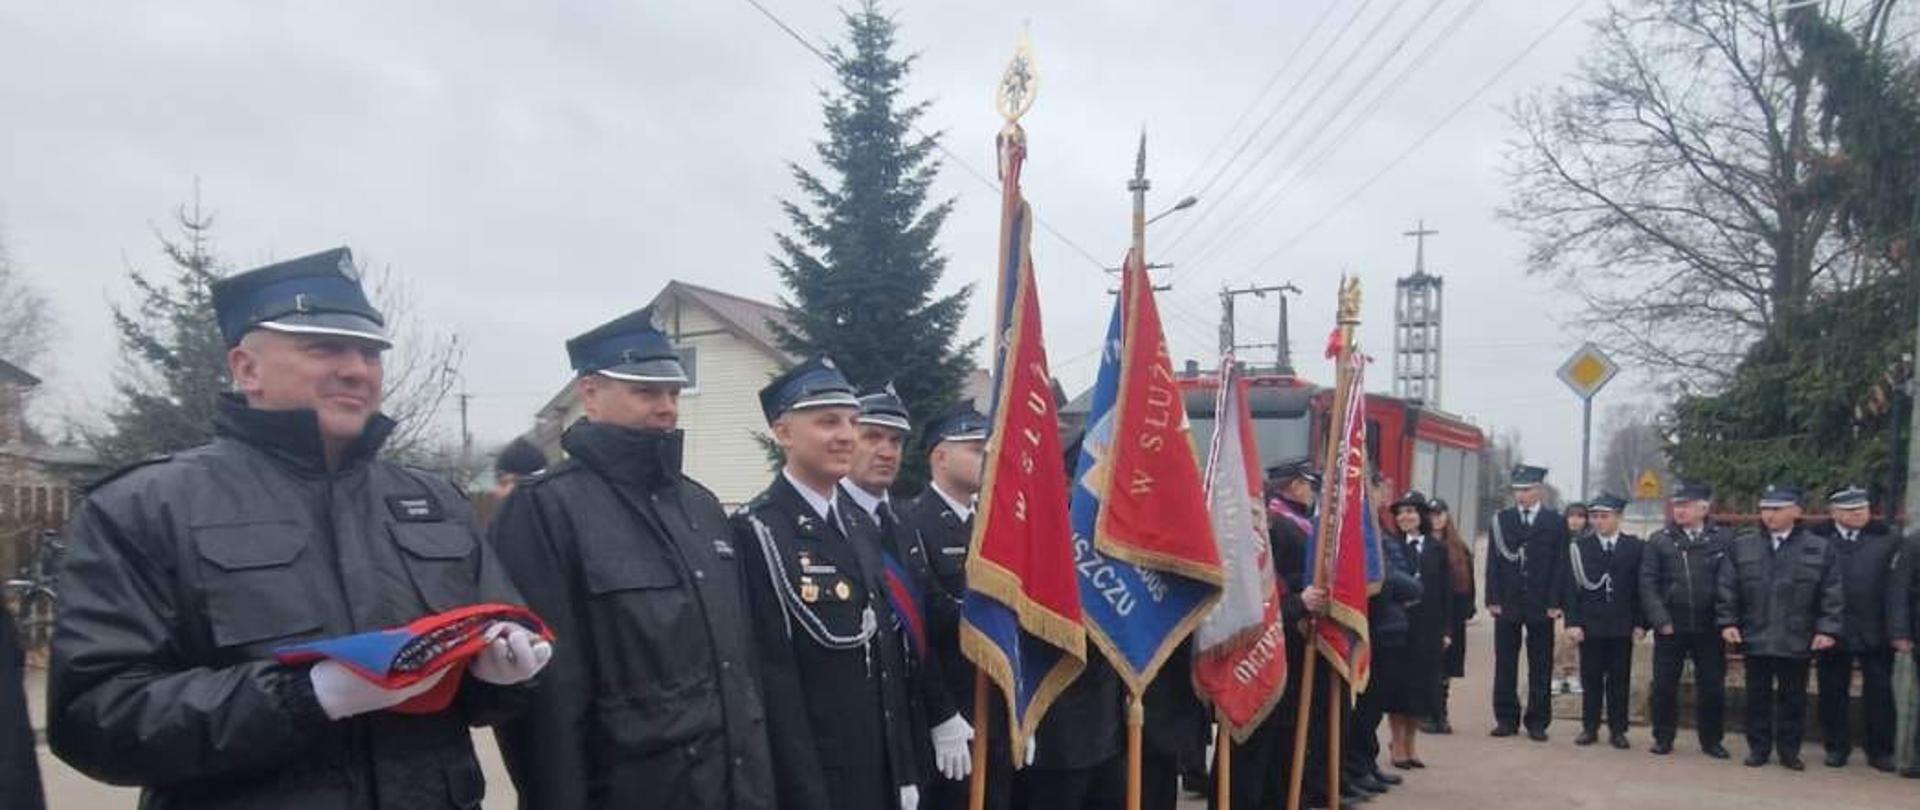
[769,0,977,492]
[90,199,231,468]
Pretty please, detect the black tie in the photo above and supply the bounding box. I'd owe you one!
[878,501,899,536]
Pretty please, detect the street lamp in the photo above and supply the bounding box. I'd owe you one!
[1146,195,1199,227]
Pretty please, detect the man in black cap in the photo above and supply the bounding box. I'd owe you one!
[733,357,919,810]
[1640,481,1732,758]
[490,436,547,502]
[489,307,774,810]
[1563,494,1645,750]
[1484,464,1568,741]
[1812,485,1901,771]
[1716,484,1844,770]
[895,404,1009,810]
[48,247,543,808]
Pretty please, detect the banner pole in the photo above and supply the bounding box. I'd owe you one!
[1327,675,1343,810]
[1216,712,1232,810]
[1126,692,1144,810]
[970,671,990,810]
[1285,647,1319,810]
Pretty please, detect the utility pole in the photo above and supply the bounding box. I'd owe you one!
[1220,283,1300,374]
[457,391,473,464]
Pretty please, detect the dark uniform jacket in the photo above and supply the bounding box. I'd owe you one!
[1030,650,1124,771]
[894,488,970,728]
[1892,533,1920,646]
[1399,534,1453,647]
[1562,534,1645,639]
[1372,534,1423,648]
[732,474,916,810]
[1715,526,1845,659]
[2,602,45,810]
[1639,524,1731,634]
[489,420,774,810]
[1813,521,1901,652]
[1484,506,1568,620]
[48,397,527,810]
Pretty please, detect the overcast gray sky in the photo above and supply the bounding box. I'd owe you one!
[1,0,1632,494]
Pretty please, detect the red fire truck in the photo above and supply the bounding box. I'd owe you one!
[1175,371,1488,534]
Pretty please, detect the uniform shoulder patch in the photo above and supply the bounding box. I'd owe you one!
[84,454,174,493]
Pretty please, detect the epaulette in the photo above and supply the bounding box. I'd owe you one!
[84,454,174,493]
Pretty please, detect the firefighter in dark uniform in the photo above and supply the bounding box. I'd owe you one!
[733,357,919,810]
[1215,458,1347,810]
[1016,431,1124,810]
[1811,485,1901,771]
[895,405,1009,810]
[1484,464,1567,741]
[489,307,774,809]
[1562,494,1644,750]
[2,600,45,810]
[1716,484,1844,770]
[1639,481,1732,758]
[47,248,542,809]
[840,388,982,809]
[1894,521,1920,778]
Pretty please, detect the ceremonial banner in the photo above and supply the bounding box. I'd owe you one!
[960,119,1086,761]
[1070,251,1223,693]
[1192,363,1288,740]
[1304,341,1382,689]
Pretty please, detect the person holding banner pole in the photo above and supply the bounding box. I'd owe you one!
[1288,277,1374,810]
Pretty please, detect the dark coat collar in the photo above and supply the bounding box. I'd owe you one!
[560,418,684,489]
[213,393,393,476]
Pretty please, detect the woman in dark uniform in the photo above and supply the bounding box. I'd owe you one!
[1425,499,1474,734]
[1385,491,1453,770]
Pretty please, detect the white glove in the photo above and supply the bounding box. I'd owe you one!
[931,713,975,780]
[1025,736,1037,767]
[470,623,554,686]
[309,661,450,720]
[899,785,920,810]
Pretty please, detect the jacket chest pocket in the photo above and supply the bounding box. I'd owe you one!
[193,523,323,649]
[390,522,480,613]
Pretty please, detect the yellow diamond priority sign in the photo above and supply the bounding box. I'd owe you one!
[1635,469,1662,500]
[1557,343,1619,401]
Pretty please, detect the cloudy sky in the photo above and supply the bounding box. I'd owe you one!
[1,0,1631,493]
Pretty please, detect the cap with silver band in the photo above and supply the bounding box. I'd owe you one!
[857,383,912,433]
[759,356,860,425]
[211,247,389,348]
[566,306,689,384]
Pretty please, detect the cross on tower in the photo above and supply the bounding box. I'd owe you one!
[1403,220,1439,276]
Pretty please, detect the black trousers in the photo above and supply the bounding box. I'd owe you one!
[1492,618,1555,732]
[1650,631,1726,747]
[1345,678,1385,776]
[927,740,1013,810]
[1015,754,1125,810]
[1578,636,1633,734]
[1140,750,1180,810]
[1213,662,1338,810]
[1815,648,1895,759]
[1744,655,1812,759]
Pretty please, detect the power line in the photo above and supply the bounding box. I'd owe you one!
[1174,0,1480,276]
[1166,1,1342,197]
[1227,0,1592,285]
[1158,0,1385,253]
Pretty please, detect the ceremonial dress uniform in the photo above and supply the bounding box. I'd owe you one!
[733,358,917,810]
[1484,465,1567,739]
[1562,495,1644,747]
